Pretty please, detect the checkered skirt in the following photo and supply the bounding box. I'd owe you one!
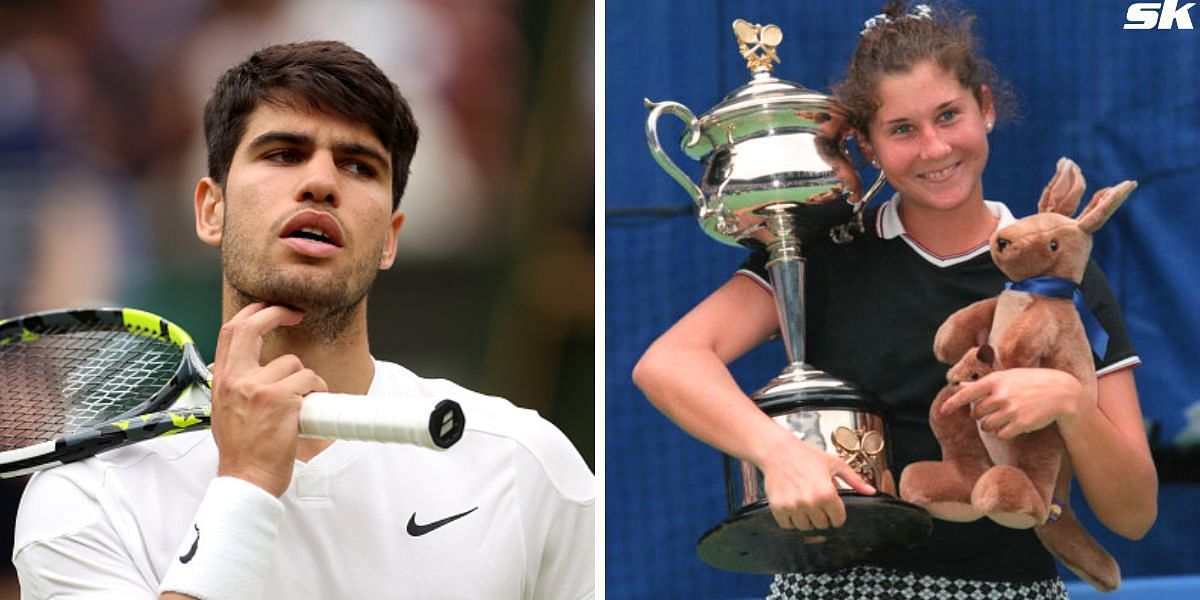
[767,566,1069,599]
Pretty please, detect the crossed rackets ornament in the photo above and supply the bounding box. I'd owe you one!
[732,19,783,72]
[832,426,885,484]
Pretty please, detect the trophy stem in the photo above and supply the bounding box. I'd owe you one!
[683,22,933,576]
[762,205,808,368]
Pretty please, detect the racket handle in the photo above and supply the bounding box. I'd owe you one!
[298,394,465,449]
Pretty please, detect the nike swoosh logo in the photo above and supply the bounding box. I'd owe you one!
[406,507,478,536]
[179,524,200,564]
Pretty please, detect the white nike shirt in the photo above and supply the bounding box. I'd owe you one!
[12,360,595,599]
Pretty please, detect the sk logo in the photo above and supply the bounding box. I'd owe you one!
[1125,1,1196,29]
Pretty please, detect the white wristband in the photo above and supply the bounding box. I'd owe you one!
[159,476,284,600]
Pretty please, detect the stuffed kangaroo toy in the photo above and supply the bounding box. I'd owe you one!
[900,157,1135,591]
[905,343,1121,591]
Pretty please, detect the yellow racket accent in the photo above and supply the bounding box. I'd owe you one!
[157,408,211,438]
[171,412,203,428]
[122,308,194,347]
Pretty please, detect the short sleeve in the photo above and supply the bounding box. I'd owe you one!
[1079,259,1140,373]
[735,247,771,290]
[13,470,158,599]
[463,394,594,599]
[512,422,594,600]
[530,483,594,600]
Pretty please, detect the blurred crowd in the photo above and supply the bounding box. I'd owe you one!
[0,0,595,595]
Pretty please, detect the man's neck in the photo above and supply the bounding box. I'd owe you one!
[257,322,375,395]
[221,295,376,463]
[261,323,374,463]
[221,291,376,392]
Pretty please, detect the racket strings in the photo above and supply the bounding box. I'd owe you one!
[0,327,182,450]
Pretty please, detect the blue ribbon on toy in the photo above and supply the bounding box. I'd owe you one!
[1006,276,1109,359]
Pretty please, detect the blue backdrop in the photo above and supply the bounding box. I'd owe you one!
[605,1,1200,598]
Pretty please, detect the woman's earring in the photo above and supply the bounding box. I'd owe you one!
[986,121,994,133]
[871,159,880,168]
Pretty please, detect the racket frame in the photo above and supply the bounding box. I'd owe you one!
[0,307,465,478]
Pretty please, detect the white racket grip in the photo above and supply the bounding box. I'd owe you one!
[298,393,465,449]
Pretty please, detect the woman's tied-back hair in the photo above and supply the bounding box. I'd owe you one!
[834,1,1014,140]
[203,40,419,210]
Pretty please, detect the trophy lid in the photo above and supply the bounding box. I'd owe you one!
[714,19,834,114]
[700,74,835,120]
[706,75,831,118]
[682,20,842,160]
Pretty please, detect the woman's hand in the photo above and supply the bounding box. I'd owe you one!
[941,367,1085,440]
[756,432,877,530]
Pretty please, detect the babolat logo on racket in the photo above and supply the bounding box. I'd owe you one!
[1125,0,1196,29]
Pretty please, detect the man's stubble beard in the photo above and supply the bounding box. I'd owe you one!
[221,218,383,345]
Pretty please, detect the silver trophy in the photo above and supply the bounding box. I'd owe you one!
[645,19,931,574]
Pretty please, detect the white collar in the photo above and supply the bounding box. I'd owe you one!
[875,193,1017,268]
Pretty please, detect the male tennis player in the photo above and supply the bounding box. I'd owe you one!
[12,41,594,599]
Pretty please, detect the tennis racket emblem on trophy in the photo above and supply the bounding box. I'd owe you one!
[644,19,932,574]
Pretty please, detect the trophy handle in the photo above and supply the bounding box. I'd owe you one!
[832,170,888,243]
[644,99,704,209]
[859,169,888,205]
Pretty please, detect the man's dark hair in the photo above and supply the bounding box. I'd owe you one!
[203,40,419,209]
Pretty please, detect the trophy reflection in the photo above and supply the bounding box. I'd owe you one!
[644,19,931,574]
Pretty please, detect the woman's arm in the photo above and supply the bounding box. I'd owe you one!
[946,365,1157,539]
[632,276,780,459]
[632,275,876,530]
[1059,367,1157,539]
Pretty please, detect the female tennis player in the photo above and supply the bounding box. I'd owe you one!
[633,3,1156,598]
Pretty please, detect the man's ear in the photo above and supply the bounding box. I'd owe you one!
[379,209,405,269]
[194,177,224,247]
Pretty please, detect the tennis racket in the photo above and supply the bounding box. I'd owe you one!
[0,307,465,478]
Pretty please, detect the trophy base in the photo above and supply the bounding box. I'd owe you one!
[697,494,932,574]
[701,363,932,574]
